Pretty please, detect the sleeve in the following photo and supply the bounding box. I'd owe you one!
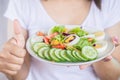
[102,0,120,29]
[4,0,28,29]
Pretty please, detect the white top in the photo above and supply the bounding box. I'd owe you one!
[4,0,120,80]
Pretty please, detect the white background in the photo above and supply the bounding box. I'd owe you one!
[0,0,9,80]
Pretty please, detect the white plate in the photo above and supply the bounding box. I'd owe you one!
[26,34,115,66]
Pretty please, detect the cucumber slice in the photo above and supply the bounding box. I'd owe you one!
[38,47,49,59]
[82,46,98,60]
[32,42,49,53]
[30,36,43,45]
[60,50,71,62]
[49,48,61,62]
[44,49,52,60]
[54,49,66,62]
[66,50,78,62]
[75,51,88,61]
[72,50,82,61]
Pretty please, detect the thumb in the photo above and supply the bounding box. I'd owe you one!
[14,19,22,35]
[13,19,25,48]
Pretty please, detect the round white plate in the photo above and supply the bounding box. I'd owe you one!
[26,33,115,66]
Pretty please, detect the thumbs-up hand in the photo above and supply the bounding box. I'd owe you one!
[0,20,26,76]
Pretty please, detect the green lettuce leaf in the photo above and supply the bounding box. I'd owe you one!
[69,27,88,37]
[73,38,92,50]
[51,25,65,33]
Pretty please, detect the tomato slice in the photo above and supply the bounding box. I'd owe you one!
[43,37,50,44]
[52,44,66,49]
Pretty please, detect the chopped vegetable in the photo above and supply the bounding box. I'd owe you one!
[46,32,58,39]
[64,35,76,43]
[52,44,66,49]
[69,27,88,37]
[62,33,70,36]
[43,37,50,44]
[88,38,94,42]
[51,25,66,34]
[81,46,98,60]
[73,38,92,50]
[36,31,45,36]
[51,34,65,43]
[51,40,60,46]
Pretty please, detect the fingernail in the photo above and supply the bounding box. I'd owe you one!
[113,36,119,43]
[114,36,119,41]
[79,66,85,70]
[103,56,112,62]
[108,56,113,59]
[79,65,89,70]
[104,58,111,62]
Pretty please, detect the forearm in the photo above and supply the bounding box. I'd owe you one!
[93,58,120,80]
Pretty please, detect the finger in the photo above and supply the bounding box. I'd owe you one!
[4,62,21,71]
[103,55,113,62]
[4,42,26,58]
[1,51,24,65]
[13,19,25,48]
[112,36,119,44]
[8,37,17,45]
[112,36,120,47]
[79,64,91,70]
[7,54,24,65]
[2,69,18,76]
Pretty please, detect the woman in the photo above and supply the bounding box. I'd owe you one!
[0,0,120,80]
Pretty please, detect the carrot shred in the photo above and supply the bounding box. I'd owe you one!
[36,32,45,36]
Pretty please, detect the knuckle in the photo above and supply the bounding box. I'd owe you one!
[16,58,24,65]
[18,49,23,54]
[9,54,20,64]
[3,42,14,52]
[6,63,21,71]
[19,58,24,64]
[11,64,21,71]
[16,65,22,70]
[0,50,8,59]
[2,69,17,76]
[15,49,21,55]
[18,49,26,57]
[22,49,26,56]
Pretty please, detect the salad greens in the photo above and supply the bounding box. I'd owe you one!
[51,34,65,43]
[51,25,66,33]
[30,25,99,63]
[73,38,95,50]
[69,27,88,37]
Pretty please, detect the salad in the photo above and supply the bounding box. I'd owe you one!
[30,25,107,62]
